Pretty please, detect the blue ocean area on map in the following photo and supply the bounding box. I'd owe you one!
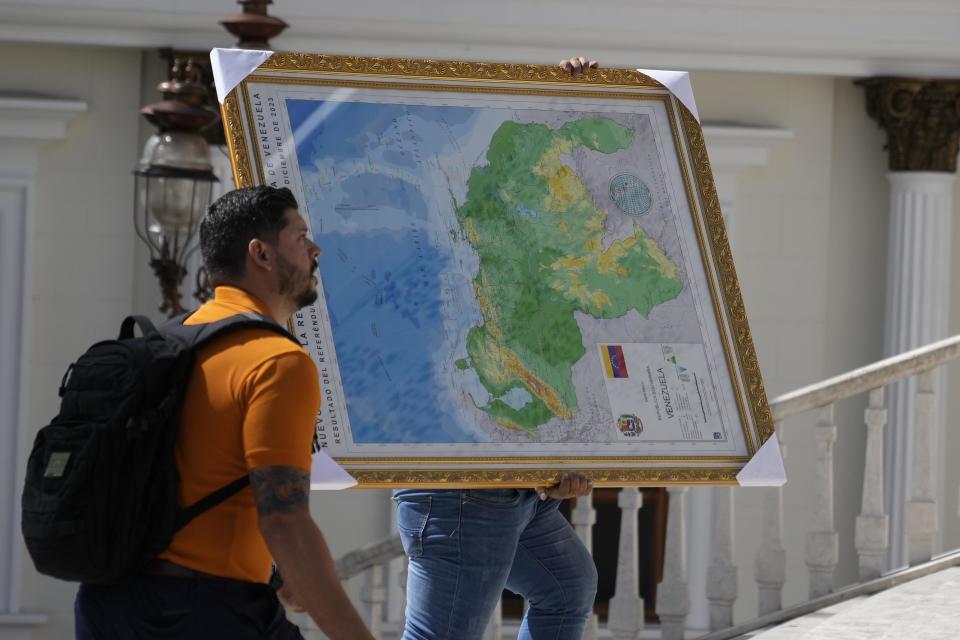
[318,229,476,443]
[336,173,428,219]
[286,99,476,162]
[287,98,500,443]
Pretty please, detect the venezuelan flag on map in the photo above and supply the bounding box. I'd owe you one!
[602,345,629,379]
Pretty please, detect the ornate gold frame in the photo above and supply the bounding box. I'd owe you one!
[219,53,773,487]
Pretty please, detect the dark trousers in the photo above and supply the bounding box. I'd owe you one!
[75,574,304,640]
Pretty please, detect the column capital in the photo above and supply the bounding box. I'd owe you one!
[859,77,960,173]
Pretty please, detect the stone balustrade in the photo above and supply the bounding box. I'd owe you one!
[323,334,960,640]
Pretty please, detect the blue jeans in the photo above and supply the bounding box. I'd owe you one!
[394,489,598,640]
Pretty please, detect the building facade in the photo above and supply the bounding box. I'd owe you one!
[1,1,959,638]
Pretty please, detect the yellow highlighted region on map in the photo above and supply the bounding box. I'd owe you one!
[501,345,574,421]
[644,234,678,280]
[456,117,684,435]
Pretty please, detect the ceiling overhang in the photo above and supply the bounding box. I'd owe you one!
[1,0,958,78]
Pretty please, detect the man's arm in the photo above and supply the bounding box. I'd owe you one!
[250,465,375,640]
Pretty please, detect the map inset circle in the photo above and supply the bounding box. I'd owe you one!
[609,174,652,216]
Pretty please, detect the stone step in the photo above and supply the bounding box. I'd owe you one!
[746,567,960,640]
[739,597,870,639]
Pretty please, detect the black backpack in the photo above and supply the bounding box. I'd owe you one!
[21,312,300,585]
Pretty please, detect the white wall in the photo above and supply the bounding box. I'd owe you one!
[0,41,142,640]
[945,174,960,554]
[691,69,960,624]
[823,77,889,587]
[690,70,837,620]
[688,70,935,621]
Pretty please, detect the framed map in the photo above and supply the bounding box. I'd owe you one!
[218,53,773,487]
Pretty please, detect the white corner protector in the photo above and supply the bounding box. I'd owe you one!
[736,433,786,487]
[310,450,358,491]
[636,69,700,123]
[210,47,275,104]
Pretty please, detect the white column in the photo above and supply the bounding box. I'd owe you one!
[657,488,689,640]
[907,370,938,564]
[883,171,955,570]
[387,497,406,626]
[683,125,790,630]
[0,96,85,621]
[855,387,888,580]
[706,487,737,630]
[754,421,786,615]
[482,600,503,640]
[806,405,838,598]
[360,563,387,636]
[684,487,712,632]
[397,557,409,634]
[571,493,599,640]
[608,488,644,640]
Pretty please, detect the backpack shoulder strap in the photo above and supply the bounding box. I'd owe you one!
[162,312,303,531]
[119,315,161,340]
[175,476,251,532]
[161,312,301,350]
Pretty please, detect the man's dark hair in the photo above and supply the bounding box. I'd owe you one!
[200,186,299,282]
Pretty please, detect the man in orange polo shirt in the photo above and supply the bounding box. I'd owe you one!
[75,186,374,640]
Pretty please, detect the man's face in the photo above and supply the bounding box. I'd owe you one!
[273,208,321,309]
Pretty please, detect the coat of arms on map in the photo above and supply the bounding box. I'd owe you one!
[212,49,778,487]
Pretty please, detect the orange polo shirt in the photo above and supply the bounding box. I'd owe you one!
[158,286,319,583]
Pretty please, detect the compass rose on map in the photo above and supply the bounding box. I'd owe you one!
[609,173,652,216]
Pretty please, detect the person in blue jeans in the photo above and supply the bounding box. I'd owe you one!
[394,472,597,640]
[395,56,601,640]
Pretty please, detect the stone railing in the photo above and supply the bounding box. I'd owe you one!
[308,334,960,639]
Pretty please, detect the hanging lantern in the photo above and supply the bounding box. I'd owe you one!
[132,58,218,317]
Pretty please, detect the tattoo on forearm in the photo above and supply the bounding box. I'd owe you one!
[250,466,309,516]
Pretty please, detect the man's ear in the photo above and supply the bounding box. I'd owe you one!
[247,238,272,272]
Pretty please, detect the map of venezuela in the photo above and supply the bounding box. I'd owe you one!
[456,119,683,434]
[287,97,693,445]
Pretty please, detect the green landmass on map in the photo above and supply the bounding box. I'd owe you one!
[455,117,684,435]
